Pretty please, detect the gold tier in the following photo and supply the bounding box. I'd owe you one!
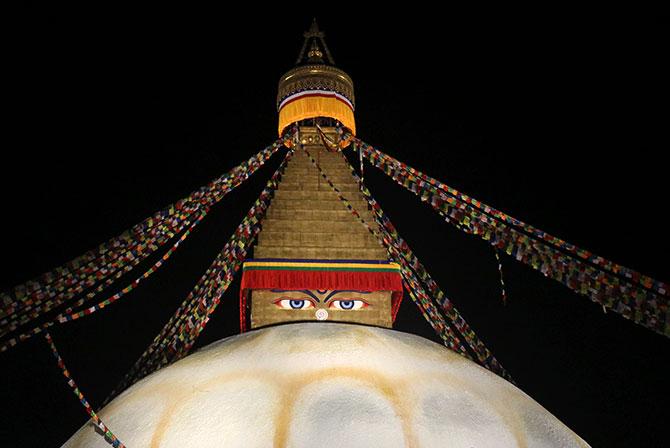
[277,64,355,110]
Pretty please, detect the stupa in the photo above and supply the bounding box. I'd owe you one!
[61,20,590,447]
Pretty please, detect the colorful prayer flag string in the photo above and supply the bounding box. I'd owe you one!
[1,138,289,350]
[302,145,512,382]
[347,167,512,382]
[1,139,284,317]
[343,132,669,337]
[494,249,508,306]
[348,134,668,297]
[105,134,296,403]
[1,221,176,336]
[45,332,126,448]
[0,213,206,352]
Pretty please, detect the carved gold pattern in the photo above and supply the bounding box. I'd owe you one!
[277,65,355,110]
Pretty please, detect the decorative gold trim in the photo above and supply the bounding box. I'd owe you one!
[277,64,355,110]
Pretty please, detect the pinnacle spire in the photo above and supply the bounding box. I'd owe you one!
[295,18,335,66]
[306,17,322,37]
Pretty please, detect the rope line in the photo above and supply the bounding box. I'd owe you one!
[301,145,512,381]
[45,332,125,448]
[1,139,286,350]
[494,249,508,305]
[105,132,296,403]
[346,133,669,337]
[347,134,668,297]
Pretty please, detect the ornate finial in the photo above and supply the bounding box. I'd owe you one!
[279,19,355,136]
[307,40,324,63]
[295,18,335,65]
[305,18,324,38]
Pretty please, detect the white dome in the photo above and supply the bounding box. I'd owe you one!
[63,323,589,447]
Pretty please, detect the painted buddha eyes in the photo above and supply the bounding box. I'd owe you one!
[275,299,315,310]
[330,299,367,310]
[273,298,368,310]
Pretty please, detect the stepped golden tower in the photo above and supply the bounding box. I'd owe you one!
[37,19,593,448]
[241,19,401,330]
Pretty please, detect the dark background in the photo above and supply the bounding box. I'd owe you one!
[1,7,668,447]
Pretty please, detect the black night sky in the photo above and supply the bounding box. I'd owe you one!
[1,8,668,447]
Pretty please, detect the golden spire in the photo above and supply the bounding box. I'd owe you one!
[295,18,335,65]
[276,20,356,136]
[307,39,324,63]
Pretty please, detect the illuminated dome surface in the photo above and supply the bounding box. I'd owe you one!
[63,323,589,447]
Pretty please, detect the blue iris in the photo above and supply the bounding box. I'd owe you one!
[339,300,354,310]
[290,300,305,309]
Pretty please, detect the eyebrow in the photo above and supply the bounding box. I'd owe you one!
[269,289,373,303]
[324,290,372,301]
[270,289,322,302]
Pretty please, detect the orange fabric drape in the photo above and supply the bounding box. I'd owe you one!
[278,95,356,136]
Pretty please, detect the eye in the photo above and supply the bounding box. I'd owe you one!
[329,299,368,310]
[274,298,315,310]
